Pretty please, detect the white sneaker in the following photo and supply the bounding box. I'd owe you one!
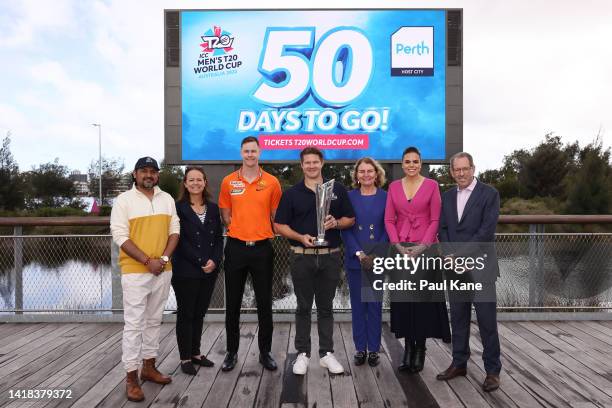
[319,352,344,374]
[293,352,309,375]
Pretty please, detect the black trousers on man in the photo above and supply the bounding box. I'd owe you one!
[224,238,274,353]
[290,251,341,356]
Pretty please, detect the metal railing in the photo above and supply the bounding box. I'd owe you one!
[1,216,611,314]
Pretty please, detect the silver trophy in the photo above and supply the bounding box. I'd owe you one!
[314,179,335,246]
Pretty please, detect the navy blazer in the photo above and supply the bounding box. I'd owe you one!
[341,188,388,270]
[439,180,500,282]
[172,200,223,279]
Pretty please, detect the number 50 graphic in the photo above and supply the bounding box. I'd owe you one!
[252,27,374,108]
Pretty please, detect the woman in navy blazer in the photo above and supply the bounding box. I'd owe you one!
[172,166,223,375]
[341,157,388,367]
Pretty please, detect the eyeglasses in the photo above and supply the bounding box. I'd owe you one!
[452,167,473,174]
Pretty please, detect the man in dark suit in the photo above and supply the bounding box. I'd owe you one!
[436,152,502,392]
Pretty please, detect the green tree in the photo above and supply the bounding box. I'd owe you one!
[88,157,125,204]
[0,132,25,210]
[429,165,454,192]
[24,158,76,208]
[565,138,612,214]
[158,160,184,199]
[520,134,579,199]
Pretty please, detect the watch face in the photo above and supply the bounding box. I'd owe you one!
[161,256,169,262]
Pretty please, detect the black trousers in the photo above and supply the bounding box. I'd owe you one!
[290,252,341,356]
[172,274,218,360]
[224,238,274,353]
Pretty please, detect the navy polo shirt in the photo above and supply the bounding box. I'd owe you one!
[274,179,355,248]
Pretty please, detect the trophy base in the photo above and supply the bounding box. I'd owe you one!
[313,239,329,247]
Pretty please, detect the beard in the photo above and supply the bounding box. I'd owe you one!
[141,179,155,189]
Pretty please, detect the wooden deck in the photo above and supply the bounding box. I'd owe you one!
[0,321,611,407]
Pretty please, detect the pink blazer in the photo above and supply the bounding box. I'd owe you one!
[384,178,441,244]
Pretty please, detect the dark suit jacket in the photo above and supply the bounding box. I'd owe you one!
[172,200,223,279]
[439,180,500,282]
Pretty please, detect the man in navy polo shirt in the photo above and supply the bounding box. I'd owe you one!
[274,147,355,375]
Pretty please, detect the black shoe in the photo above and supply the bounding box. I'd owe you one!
[192,356,214,367]
[398,341,414,371]
[354,351,366,366]
[259,352,278,371]
[222,352,237,372]
[180,361,197,375]
[410,346,426,373]
[368,352,380,367]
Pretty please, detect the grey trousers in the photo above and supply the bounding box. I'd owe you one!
[290,252,341,356]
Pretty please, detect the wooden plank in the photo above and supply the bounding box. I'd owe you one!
[0,323,37,342]
[201,323,258,408]
[377,324,425,407]
[168,323,228,408]
[228,325,264,407]
[506,322,612,399]
[35,326,124,408]
[339,322,396,407]
[329,323,359,408]
[0,324,80,376]
[464,324,555,408]
[567,321,612,347]
[0,324,113,402]
[518,321,612,374]
[280,323,306,408]
[255,322,290,408]
[306,321,332,408]
[497,323,607,406]
[433,326,524,408]
[96,323,178,408]
[149,323,224,408]
[0,324,57,356]
[425,326,491,407]
[549,321,612,373]
[536,322,612,368]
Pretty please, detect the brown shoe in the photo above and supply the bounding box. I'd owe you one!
[482,374,500,392]
[141,358,172,385]
[126,370,144,402]
[436,364,467,381]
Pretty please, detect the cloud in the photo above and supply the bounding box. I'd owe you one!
[0,0,610,175]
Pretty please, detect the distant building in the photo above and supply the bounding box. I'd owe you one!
[70,170,89,196]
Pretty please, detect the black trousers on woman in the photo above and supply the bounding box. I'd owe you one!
[172,274,218,360]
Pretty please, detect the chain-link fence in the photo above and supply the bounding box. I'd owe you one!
[1,233,611,313]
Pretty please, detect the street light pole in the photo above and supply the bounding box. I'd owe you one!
[92,124,102,206]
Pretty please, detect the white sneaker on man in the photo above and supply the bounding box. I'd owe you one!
[319,352,344,374]
[293,352,310,375]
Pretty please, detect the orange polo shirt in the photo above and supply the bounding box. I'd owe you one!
[218,167,282,241]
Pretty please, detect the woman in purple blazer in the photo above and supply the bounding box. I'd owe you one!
[385,147,450,373]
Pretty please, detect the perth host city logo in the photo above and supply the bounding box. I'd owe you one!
[391,26,434,76]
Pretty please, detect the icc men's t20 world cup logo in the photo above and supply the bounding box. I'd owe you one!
[193,25,242,78]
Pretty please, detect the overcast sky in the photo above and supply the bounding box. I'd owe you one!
[0,0,610,174]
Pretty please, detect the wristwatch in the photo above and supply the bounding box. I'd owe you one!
[160,255,169,264]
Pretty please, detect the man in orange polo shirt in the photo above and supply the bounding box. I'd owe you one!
[218,136,282,372]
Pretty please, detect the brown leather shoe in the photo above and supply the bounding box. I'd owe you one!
[140,358,172,385]
[436,364,467,381]
[482,374,500,392]
[126,370,144,402]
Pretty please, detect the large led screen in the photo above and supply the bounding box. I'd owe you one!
[180,9,447,162]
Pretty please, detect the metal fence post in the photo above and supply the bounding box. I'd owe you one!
[13,226,23,314]
[111,241,122,313]
[528,223,545,306]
